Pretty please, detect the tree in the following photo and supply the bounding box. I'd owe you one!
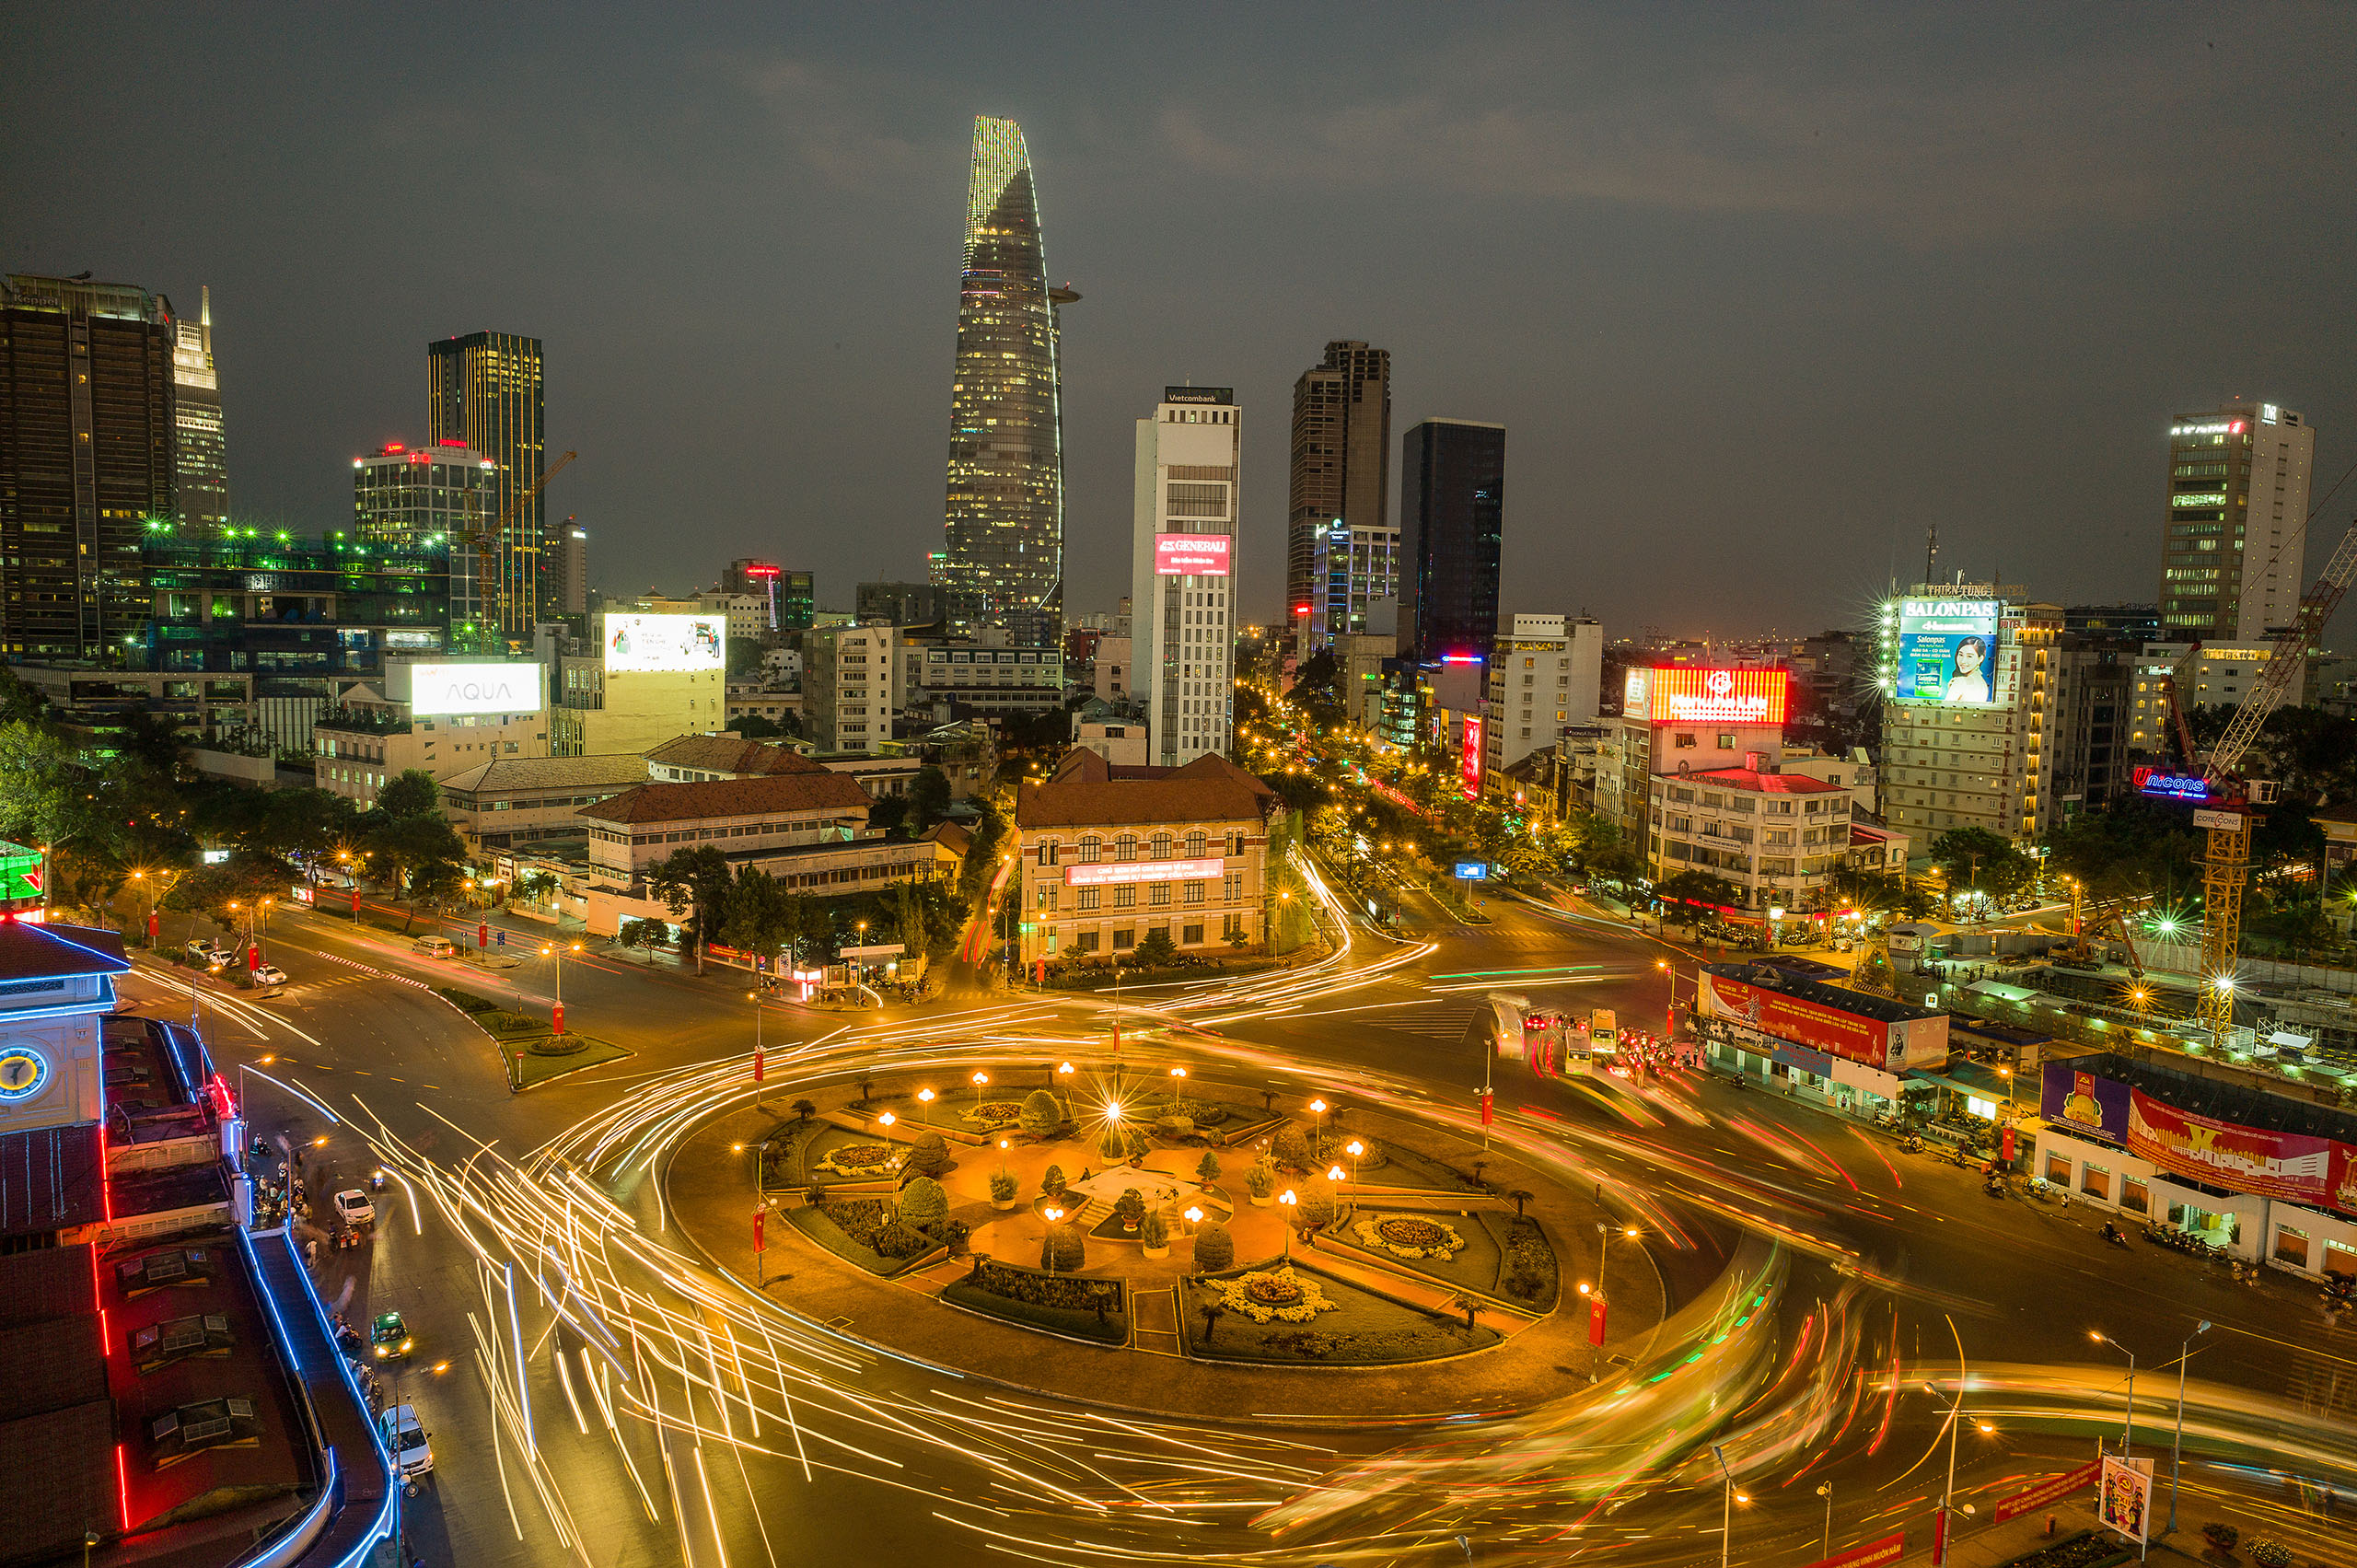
[645,845,734,973]
[867,795,910,836]
[1041,1224,1085,1272]
[897,1175,948,1230]
[1140,1211,1168,1249]
[719,865,807,976]
[907,766,951,833]
[1928,826,2033,901]
[1115,1188,1145,1228]
[726,636,765,679]
[1017,1089,1062,1141]
[1040,1164,1066,1201]
[904,1132,952,1179]
[1507,1189,1534,1218]
[405,858,466,928]
[361,813,468,931]
[618,917,669,957]
[0,721,80,854]
[1194,1151,1221,1185]
[1655,870,1743,917]
[789,1098,816,1124]
[726,713,784,738]
[1134,928,1179,968]
[373,768,443,822]
[1192,1222,1235,1272]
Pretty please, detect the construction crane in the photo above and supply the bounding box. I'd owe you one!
[2157,511,2357,1045]
[2054,879,2148,978]
[456,450,576,653]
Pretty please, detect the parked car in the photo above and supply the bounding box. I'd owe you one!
[381,1404,433,1478]
[370,1310,412,1361]
[412,935,458,958]
[333,1189,376,1227]
[249,963,289,988]
[183,939,230,968]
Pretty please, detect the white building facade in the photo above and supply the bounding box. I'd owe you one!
[1132,388,1240,767]
[1481,614,1603,777]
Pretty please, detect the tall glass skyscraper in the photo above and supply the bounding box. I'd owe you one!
[171,285,229,530]
[935,116,1077,645]
[428,330,544,645]
[1399,418,1505,665]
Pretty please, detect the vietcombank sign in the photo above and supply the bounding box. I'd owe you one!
[1696,966,1948,1071]
[0,841,41,912]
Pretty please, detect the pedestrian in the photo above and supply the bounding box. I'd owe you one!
[306,1238,319,1266]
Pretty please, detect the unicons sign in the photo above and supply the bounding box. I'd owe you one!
[409,662,547,717]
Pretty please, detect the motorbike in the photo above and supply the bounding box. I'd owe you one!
[2100,1225,2131,1248]
[1983,1176,2007,1199]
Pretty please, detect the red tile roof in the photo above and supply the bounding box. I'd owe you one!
[1019,749,1276,830]
[576,772,872,826]
[1686,766,1845,795]
[643,735,824,776]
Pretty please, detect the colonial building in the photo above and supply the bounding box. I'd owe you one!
[1013,749,1277,967]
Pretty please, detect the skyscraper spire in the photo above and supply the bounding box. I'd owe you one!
[935,115,1074,645]
[171,283,228,529]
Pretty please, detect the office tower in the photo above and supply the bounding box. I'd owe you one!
[1301,519,1399,660]
[1286,341,1391,642]
[170,285,228,529]
[2159,402,2313,644]
[1481,614,1604,777]
[721,559,788,631]
[935,116,1078,646]
[1399,418,1505,665]
[1132,388,1241,766]
[354,439,497,633]
[428,331,545,638]
[856,580,945,627]
[0,273,178,660]
[555,520,589,616]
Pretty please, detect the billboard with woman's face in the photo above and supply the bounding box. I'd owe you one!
[1894,599,2003,705]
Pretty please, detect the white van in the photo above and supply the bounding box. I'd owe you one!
[412,935,458,958]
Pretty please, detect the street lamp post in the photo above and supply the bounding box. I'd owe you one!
[540,940,582,1035]
[1308,1098,1327,1155]
[748,989,764,1108]
[1816,1482,1833,1560]
[2091,1330,2136,1456]
[1710,1446,1746,1568]
[1278,1190,1296,1257]
[1923,1382,1988,1566]
[1169,1064,1187,1110]
[1056,1062,1075,1121]
[1326,1164,1348,1219]
[1042,1204,1064,1277]
[2169,1321,2211,1533]
[971,1070,990,1106]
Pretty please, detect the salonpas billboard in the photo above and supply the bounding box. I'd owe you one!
[408,662,546,716]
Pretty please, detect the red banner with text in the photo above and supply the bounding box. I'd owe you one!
[1993,1460,2098,1523]
[1800,1532,1906,1568]
[2127,1090,2357,1217]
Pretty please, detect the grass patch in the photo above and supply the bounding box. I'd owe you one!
[505,1034,632,1089]
[435,986,503,1016]
[1483,1212,1560,1312]
[894,1094,1028,1136]
[1182,1260,1501,1365]
[940,1279,1127,1345]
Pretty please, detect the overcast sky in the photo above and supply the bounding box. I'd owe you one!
[9,5,2355,643]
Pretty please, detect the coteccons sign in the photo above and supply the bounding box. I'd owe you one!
[409,661,546,717]
[1154,534,1232,575]
[604,613,725,672]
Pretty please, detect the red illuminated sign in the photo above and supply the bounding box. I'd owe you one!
[1698,970,1947,1070]
[1064,857,1226,888]
[1155,535,1231,575]
[1460,716,1483,799]
[2128,1091,2357,1215]
[743,564,781,576]
[1643,668,1789,726]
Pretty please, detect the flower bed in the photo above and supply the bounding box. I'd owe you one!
[961,1099,1026,1124]
[1184,1261,1503,1365]
[811,1142,900,1179]
[1353,1214,1465,1260]
[1213,1266,1339,1324]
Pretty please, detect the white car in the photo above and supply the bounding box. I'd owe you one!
[250,964,289,987]
[183,939,230,969]
[382,1404,433,1478]
[332,1189,375,1227]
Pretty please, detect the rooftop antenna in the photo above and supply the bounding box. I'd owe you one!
[1923,524,1938,589]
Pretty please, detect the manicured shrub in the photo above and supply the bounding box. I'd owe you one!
[1195,1151,1221,1185]
[1040,1164,1066,1200]
[904,1132,952,1178]
[1041,1224,1086,1272]
[1299,1194,1335,1229]
[1202,1127,1226,1148]
[1115,1188,1145,1227]
[2201,1525,2238,1552]
[1271,1129,1312,1172]
[1097,1121,1131,1161]
[1246,1162,1274,1198]
[898,1176,948,1229]
[1123,1126,1150,1162]
[1018,1089,1062,1139]
[1140,1211,1168,1249]
[873,1220,929,1259]
[974,1260,1119,1318]
[989,1170,1018,1202]
[1193,1222,1235,1272]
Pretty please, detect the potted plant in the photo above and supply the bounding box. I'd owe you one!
[1039,1164,1065,1205]
[1116,1187,1145,1234]
[989,1170,1019,1211]
[1246,1162,1274,1207]
[1140,1210,1169,1259]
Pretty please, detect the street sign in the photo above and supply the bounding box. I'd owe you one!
[1454,862,1487,880]
[841,943,906,960]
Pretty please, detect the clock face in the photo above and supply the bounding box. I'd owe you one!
[0,1047,47,1102]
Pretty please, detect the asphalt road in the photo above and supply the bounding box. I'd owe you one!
[116,884,2357,1567]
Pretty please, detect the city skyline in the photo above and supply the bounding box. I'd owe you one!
[6,10,2355,643]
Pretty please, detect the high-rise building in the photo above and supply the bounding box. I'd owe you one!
[0,273,178,661]
[170,285,227,530]
[1286,341,1390,640]
[935,116,1078,647]
[1481,614,1604,779]
[555,520,589,616]
[428,331,545,638]
[2159,402,2313,644]
[1399,418,1504,665]
[1300,519,1399,661]
[353,439,496,633]
[804,622,903,754]
[1132,388,1241,766]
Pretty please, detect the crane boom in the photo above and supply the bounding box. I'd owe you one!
[457,450,576,651]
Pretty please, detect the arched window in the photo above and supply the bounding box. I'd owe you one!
[1036,839,1059,866]
[1114,833,1139,863]
[1079,835,1103,864]
[1150,832,1174,860]
[1184,830,1207,858]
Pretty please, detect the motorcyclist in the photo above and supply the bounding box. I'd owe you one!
[2101,1221,2126,1245]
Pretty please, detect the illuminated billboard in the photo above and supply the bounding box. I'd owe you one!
[1064,857,1226,888]
[1154,535,1232,576]
[1638,668,1789,726]
[604,613,725,672]
[2132,766,2212,804]
[1892,599,2003,705]
[1460,715,1484,799]
[409,661,545,716]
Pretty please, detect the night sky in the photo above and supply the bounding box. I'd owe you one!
[10,6,2355,642]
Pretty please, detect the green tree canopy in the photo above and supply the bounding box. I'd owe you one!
[646,844,735,973]
[373,769,444,821]
[1927,827,2034,899]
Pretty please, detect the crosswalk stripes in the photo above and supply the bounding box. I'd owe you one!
[1365,1007,1480,1041]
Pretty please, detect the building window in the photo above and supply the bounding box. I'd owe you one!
[1221,912,1245,942]
[1185,830,1207,857]
[2045,1153,2071,1186]
[2080,1163,2109,1202]
[1182,923,1204,945]
[1076,931,1100,954]
[1113,886,1137,909]
[1149,883,1171,906]
[1037,839,1060,865]
[1113,927,1135,949]
[1079,835,1102,864]
[1077,889,1101,912]
[1183,880,1204,905]
[1115,833,1138,862]
[1150,831,1174,859]
[2120,1175,2148,1214]
[2274,1225,2309,1270]
[1223,872,1241,900]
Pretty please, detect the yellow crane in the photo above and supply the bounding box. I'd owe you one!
[456,450,576,652]
[2158,511,2357,1045]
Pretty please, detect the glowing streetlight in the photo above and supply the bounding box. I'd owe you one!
[917,1087,935,1106]
[1056,1061,1075,1120]
[1308,1098,1328,1150]
[971,1070,990,1105]
[1042,1204,1065,1276]
[1277,1190,1297,1257]
[1922,1381,1989,1565]
[1168,1063,1187,1109]
[1182,1205,1203,1235]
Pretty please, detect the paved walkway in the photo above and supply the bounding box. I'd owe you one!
[668,1082,1665,1421]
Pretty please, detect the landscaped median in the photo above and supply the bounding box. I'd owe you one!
[786,1195,948,1279]
[435,986,632,1089]
[1178,1255,1502,1365]
[1324,1207,1561,1314]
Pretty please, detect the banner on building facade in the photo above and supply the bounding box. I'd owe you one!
[2040,1064,2131,1146]
[1696,969,1946,1071]
[2128,1090,2357,1217]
